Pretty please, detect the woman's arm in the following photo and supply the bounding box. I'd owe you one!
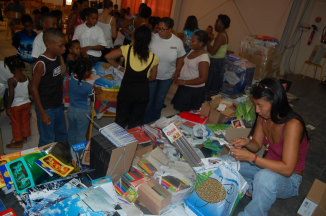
[105,48,125,72]
[230,119,303,177]
[230,115,264,152]
[149,65,158,82]
[176,61,209,85]
[173,56,185,77]
[181,33,186,45]
[111,17,117,39]
[66,13,77,36]
[206,33,225,56]
[6,78,16,116]
[121,19,133,37]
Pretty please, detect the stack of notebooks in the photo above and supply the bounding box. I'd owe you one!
[99,123,137,148]
[142,125,162,147]
[127,127,151,145]
[90,134,117,179]
[137,159,157,176]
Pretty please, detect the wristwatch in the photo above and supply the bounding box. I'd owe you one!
[250,154,258,165]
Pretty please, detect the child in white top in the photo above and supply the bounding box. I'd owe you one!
[73,8,106,67]
[5,55,31,149]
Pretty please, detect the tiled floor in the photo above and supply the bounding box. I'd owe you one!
[1,23,326,215]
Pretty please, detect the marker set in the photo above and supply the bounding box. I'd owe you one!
[137,159,157,176]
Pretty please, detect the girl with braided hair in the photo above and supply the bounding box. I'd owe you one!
[67,57,102,144]
[5,55,31,149]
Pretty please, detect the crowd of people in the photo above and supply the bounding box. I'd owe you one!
[0,1,309,215]
[1,0,232,147]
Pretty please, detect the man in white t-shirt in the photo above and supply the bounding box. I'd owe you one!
[142,17,186,124]
[31,13,57,59]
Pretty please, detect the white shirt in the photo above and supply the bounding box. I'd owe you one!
[149,33,186,80]
[72,23,107,57]
[11,77,31,107]
[0,62,13,88]
[97,17,114,48]
[31,32,46,59]
[179,50,210,88]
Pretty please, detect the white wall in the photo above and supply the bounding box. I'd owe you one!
[284,0,326,78]
[173,0,292,54]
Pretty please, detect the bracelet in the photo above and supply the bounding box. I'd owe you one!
[250,154,258,165]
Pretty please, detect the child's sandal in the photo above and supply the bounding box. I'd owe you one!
[6,140,23,149]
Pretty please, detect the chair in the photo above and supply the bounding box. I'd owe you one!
[88,88,119,140]
[5,11,22,40]
[299,52,326,83]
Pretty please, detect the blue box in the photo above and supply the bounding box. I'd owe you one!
[221,61,255,95]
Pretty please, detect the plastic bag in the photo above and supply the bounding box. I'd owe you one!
[154,168,194,205]
[185,161,246,216]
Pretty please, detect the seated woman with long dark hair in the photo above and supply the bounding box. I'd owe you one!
[105,25,158,129]
[229,78,309,216]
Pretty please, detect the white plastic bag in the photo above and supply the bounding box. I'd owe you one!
[154,168,194,205]
[185,161,248,216]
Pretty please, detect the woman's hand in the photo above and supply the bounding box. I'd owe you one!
[6,108,11,116]
[229,137,249,149]
[82,47,90,53]
[229,148,255,162]
[172,72,180,80]
[175,79,185,86]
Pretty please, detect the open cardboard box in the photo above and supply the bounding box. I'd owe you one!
[200,94,235,124]
[137,177,172,215]
[133,146,169,173]
[220,128,252,156]
[297,179,326,216]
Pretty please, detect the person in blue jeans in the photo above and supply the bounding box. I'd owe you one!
[228,78,309,216]
[142,17,185,124]
[30,28,67,147]
[67,57,102,144]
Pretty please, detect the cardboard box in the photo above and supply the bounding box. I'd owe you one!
[137,177,172,215]
[200,94,236,124]
[297,179,326,216]
[105,141,138,183]
[134,144,153,159]
[221,128,252,156]
[239,51,279,80]
[221,60,256,95]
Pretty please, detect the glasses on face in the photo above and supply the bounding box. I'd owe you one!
[156,28,169,32]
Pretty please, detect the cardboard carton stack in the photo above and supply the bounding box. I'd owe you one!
[239,35,280,81]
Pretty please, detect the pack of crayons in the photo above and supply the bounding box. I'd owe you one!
[114,178,130,196]
[122,187,139,203]
[137,159,157,176]
[159,176,190,193]
[120,170,149,189]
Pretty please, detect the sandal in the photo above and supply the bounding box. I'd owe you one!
[6,140,23,149]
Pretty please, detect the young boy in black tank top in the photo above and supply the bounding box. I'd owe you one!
[30,28,67,147]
